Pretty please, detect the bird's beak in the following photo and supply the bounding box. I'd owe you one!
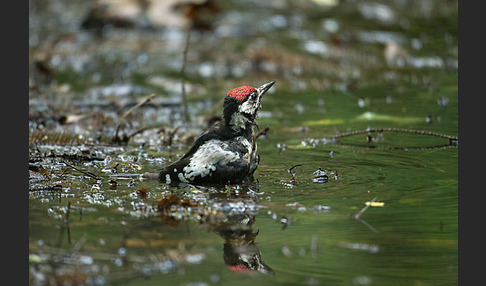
[257,81,276,97]
[257,260,275,275]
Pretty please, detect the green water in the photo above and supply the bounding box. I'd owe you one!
[29,0,457,285]
[29,81,458,285]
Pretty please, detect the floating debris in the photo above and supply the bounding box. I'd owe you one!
[338,242,380,254]
[365,201,385,207]
[310,205,331,212]
[312,168,328,183]
[437,95,450,107]
[280,216,291,229]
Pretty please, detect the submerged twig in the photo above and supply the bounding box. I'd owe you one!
[311,234,318,258]
[72,234,88,253]
[354,197,377,219]
[288,163,302,174]
[356,217,378,233]
[330,128,459,150]
[288,163,302,185]
[332,128,458,141]
[354,197,378,233]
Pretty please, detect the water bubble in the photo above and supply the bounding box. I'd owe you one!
[322,19,339,33]
[113,257,123,267]
[210,274,220,283]
[299,248,307,256]
[186,253,205,264]
[311,205,331,212]
[437,95,449,107]
[295,103,305,114]
[358,98,366,108]
[118,247,126,256]
[79,255,94,265]
[281,246,292,257]
[411,38,423,50]
[353,276,372,285]
[270,15,288,29]
[297,206,307,212]
[303,40,328,55]
[358,3,395,23]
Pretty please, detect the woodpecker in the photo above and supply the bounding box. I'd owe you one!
[158,81,276,185]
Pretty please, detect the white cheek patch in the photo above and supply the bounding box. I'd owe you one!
[182,139,240,180]
[238,100,258,115]
[232,98,262,132]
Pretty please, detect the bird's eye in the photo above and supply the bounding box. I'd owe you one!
[250,92,258,100]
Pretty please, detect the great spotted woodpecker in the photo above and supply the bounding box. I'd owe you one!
[159,81,275,185]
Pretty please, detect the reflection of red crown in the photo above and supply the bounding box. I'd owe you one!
[228,264,251,272]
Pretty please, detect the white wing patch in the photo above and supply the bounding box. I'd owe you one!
[182,139,242,180]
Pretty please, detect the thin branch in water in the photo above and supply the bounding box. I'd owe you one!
[255,126,270,140]
[112,93,155,144]
[354,197,377,219]
[72,234,88,253]
[354,197,378,233]
[126,126,148,141]
[121,93,156,120]
[62,160,100,180]
[288,163,303,174]
[160,126,180,148]
[287,163,302,185]
[249,126,270,167]
[66,201,72,245]
[180,29,191,123]
[356,217,378,233]
[332,128,458,141]
[311,234,318,258]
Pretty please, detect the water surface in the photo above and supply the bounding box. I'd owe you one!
[29,0,458,285]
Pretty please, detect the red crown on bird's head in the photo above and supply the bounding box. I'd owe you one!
[226,86,256,101]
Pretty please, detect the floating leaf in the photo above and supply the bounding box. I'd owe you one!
[365,201,384,207]
[136,187,148,199]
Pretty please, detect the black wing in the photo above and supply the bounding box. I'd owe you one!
[180,122,226,160]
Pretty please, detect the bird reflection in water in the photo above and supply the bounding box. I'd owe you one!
[157,185,274,275]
